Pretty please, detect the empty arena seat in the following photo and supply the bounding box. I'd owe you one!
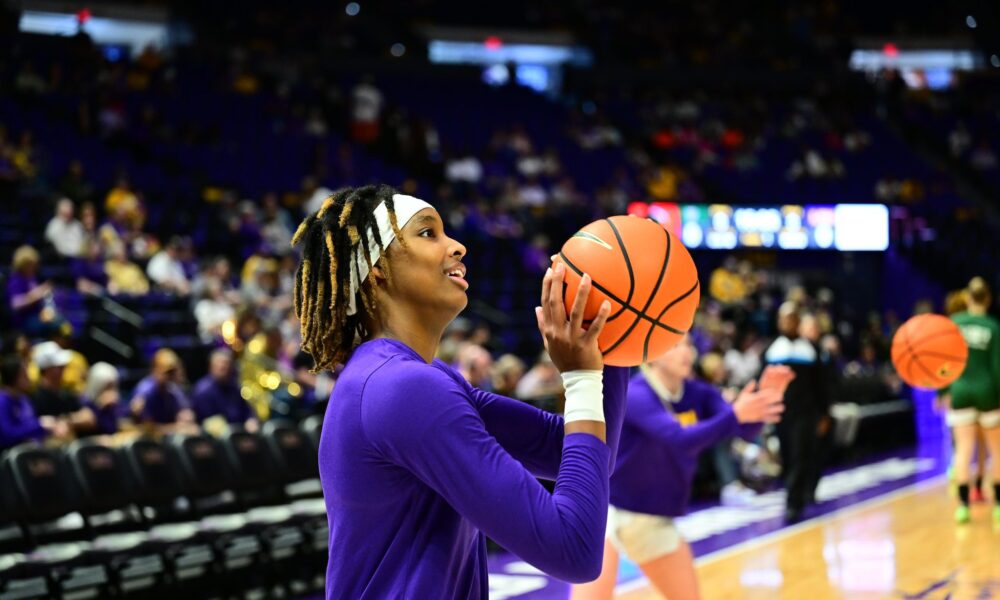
[261,420,319,486]
[121,438,188,513]
[170,434,235,504]
[3,445,111,598]
[221,430,279,494]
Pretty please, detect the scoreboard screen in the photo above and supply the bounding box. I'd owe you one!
[627,202,889,251]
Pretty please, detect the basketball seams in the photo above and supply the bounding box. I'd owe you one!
[602,224,672,360]
[605,218,637,305]
[900,324,938,385]
[904,326,966,353]
[558,251,686,335]
[894,318,966,387]
[909,353,942,386]
[904,349,967,362]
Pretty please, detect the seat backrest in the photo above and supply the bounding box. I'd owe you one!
[122,437,186,507]
[221,430,277,490]
[67,440,134,515]
[4,445,78,523]
[262,421,318,484]
[300,414,323,450]
[0,455,24,525]
[171,434,233,497]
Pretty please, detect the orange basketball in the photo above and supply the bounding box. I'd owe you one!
[554,215,700,367]
[890,313,968,389]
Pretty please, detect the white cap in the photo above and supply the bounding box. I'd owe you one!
[33,341,72,371]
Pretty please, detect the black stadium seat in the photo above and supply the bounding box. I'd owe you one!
[262,420,320,489]
[3,445,111,599]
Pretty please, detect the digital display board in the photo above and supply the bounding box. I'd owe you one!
[627,202,889,251]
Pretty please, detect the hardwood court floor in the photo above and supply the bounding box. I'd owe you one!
[618,478,1000,600]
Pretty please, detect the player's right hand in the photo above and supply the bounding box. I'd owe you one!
[535,261,611,373]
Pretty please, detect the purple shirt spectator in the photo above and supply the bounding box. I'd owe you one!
[72,256,108,287]
[81,398,122,435]
[190,375,252,424]
[0,390,46,450]
[7,273,42,326]
[131,375,191,424]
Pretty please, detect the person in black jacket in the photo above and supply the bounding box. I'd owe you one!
[763,302,833,522]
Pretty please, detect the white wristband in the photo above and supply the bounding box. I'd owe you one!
[561,370,605,424]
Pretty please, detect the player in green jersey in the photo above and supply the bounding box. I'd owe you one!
[944,278,1000,523]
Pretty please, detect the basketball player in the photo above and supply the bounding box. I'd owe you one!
[945,277,1000,524]
[943,289,988,503]
[570,335,794,600]
[292,185,630,598]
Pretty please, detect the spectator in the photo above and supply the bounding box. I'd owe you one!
[73,240,108,295]
[82,362,124,436]
[234,201,264,260]
[0,355,67,450]
[191,349,258,432]
[191,256,239,302]
[302,176,335,215]
[350,76,384,144]
[7,245,55,336]
[104,175,138,215]
[515,351,563,404]
[724,331,763,388]
[491,354,526,398]
[241,258,291,324]
[31,341,96,436]
[44,328,90,396]
[104,240,150,295]
[260,193,294,254]
[146,237,192,295]
[194,279,237,342]
[130,349,198,433]
[44,198,85,258]
[79,202,100,249]
[456,344,494,390]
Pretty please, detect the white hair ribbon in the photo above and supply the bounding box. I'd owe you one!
[347,193,433,315]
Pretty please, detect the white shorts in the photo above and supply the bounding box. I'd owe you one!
[947,408,1000,429]
[606,505,682,565]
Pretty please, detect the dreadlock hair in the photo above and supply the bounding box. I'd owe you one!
[291,184,405,372]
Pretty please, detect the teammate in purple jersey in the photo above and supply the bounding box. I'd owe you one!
[572,335,793,600]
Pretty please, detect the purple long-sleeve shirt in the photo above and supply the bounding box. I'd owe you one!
[610,374,759,517]
[319,338,629,599]
[0,390,46,450]
[7,273,42,326]
[131,376,190,424]
[190,375,252,424]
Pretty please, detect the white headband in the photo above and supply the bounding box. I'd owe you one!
[347,193,433,315]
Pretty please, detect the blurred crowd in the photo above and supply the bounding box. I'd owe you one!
[1,1,987,510]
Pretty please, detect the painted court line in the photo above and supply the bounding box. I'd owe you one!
[614,473,948,595]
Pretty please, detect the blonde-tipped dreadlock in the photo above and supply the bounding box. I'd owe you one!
[291,185,404,371]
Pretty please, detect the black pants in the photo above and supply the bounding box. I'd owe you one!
[778,415,826,511]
